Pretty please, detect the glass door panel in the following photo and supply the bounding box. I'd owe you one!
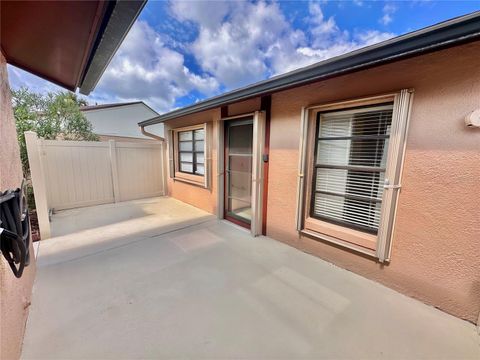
[225,119,253,226]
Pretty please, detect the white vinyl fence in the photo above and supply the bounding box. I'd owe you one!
[25,131,166,238]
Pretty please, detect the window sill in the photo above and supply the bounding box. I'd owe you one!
[304,216,377,251]
[173,173,207,188]
[300,229,377,258]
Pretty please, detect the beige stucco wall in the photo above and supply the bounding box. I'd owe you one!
[228,97,261,116]
[0,52,36,359]
[267,41,480,324]
[163,41,480,324]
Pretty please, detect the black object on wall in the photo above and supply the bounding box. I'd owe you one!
[0,181,31,278]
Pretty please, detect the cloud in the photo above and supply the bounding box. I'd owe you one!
[380,3,397,25]
[309,2,338,39]
[8,1,397,113]
[169,0,231,30]
[91,20,219,112]
[289,29,394,73]
[181,1,302,88]
[170,1,394,89]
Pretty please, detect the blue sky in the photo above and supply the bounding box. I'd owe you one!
[7,0,480,113]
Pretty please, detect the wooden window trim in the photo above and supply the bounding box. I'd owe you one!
[172,124,207,187]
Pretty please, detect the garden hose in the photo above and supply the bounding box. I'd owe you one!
[0,182,31,278]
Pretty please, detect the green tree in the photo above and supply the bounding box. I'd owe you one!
[12,88,99,176]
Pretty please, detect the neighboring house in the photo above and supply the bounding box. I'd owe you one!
[0,1,144,358]
[80,101,164,142]
[140,13,480,325]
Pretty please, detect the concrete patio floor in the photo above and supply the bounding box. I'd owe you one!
[23,197,479,359]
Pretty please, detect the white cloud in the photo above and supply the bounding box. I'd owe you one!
[380,3,397,25]
[183,1,302,87]
[91,20,219,112]
[168,1,395,88]
[309,2,338,39]
[8,1,397,113]
[169,0,231,30]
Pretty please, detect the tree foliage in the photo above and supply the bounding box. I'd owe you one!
[12,88,99,175]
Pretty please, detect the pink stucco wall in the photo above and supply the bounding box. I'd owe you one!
[163,41,480,324]
[267,41,480,324]
[164,99,263,214]
[0,52,37,359]
[165,109,220,214]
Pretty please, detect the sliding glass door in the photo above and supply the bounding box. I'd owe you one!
[224,119,253,228]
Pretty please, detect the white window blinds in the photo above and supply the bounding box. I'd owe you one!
[296,90,413,261]
[312,104,393,234]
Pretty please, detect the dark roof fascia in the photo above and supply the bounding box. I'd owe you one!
[139,11,480,126]
[79,0,146,95]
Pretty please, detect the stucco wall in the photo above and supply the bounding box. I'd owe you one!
[227,97,261,116]
[267,41,480,324]
[164,100,263,214]
[163,42,480,324]
[165,109,220,214]
[0,52,36,359]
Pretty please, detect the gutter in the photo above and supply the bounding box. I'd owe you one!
[140,125,165,142]
[139,11,480,126]
[79,1,147,95]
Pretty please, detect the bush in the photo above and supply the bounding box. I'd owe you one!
[12,88,99,176]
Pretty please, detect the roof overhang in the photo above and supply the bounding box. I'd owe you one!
[139,11,480,127]
[1,0,145,95]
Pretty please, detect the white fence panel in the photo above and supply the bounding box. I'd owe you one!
[26,132,166,239]
[41,140,114,210]
[116,142,165,202]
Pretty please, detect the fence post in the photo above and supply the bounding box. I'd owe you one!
[24,131,51,239]
[109,140,120,202]
[161,142,168,196]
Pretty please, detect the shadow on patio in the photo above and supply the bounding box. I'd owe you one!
[23,197,480,359]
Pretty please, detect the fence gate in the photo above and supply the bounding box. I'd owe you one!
[25,131,166,238]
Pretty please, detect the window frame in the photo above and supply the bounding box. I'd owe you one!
[296,91,414,261]
[310,103,394,235]
[172,124,208,187]
[177,128,205,176]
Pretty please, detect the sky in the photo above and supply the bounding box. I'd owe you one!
[7,0,480,114]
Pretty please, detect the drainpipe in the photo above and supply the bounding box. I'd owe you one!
[140,126,165,141]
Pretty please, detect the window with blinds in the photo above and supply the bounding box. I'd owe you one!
[177,128,205,176]
[311,104,393,234]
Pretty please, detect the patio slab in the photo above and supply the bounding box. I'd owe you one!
[23,197,480,359]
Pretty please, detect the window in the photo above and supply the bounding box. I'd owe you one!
[296,90,413,261]
[311,104,393,234]
[178,129,205,176]
[168,123,209,188]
